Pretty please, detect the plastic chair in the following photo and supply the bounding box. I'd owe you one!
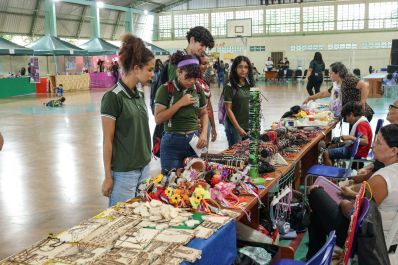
[274,230,336,265]
[304,135,362,196]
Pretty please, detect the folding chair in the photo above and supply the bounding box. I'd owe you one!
[274,230,336,265]
[304,135,362,196]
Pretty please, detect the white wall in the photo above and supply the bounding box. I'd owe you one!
[154,31,394,75]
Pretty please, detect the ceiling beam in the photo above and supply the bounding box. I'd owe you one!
[153,0,189,13]
[111,11,122,40]
[75,5,88,38]
[29,0,41,36]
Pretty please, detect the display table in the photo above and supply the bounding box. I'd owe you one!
[182,220,237,265]
[265,71,278,81]
[49,74,90,92]
[90,72,116,89]
[0,77,35,98]
[363,72,387,97]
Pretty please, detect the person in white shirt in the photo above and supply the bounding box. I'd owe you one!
[306,124,398,259]
[264,57,273,72]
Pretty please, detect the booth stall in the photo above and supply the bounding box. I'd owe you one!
[27,35,88,92]
[0,37,35,98]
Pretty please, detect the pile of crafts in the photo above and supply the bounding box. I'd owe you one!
[2,199,233,265]
[203,126,322,173]
[281,104,335,127]
[138,159,261,218]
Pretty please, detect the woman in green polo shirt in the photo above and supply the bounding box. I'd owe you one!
[100,34,155,206]
[154,51,208,172]
[224,56,255,147]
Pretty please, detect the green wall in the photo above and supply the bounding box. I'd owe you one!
[0,77,35,98]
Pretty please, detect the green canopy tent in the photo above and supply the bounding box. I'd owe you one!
[27,35,87,56]
[27,35,87,74]
[144,41,170,56]
[79,38,119,56]
[0,37,33,76]
[0,37,33,55]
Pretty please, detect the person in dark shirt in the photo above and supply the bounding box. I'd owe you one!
[305,52,325,95]
[44,97,65,107]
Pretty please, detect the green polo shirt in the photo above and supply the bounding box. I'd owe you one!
[155,80,207,132]
[100,80,151,172]
[224,82,250,130]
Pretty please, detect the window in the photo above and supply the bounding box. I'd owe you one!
[214,46,244,53]
[290,44,324,51]
[303,6,334,32]
[159,15,172,39]
[362,42,392,49]
[235,9,264,34]
[174,13,209,38]
[337,4,365,30]
[250,46,266,52]
[369,2,398,29]
[266,8,300,33]
[327,43,357,50]
[211,12,234,36]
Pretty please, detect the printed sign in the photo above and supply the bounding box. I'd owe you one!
[30,57,40,83]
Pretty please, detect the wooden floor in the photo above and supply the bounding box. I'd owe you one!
[0,80,392,259]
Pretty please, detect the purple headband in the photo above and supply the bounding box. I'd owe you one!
[177,58,199,68]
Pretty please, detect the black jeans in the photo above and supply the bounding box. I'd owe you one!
[306,75,323,95]
[306,187,350,260]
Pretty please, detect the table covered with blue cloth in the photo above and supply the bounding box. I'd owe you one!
[182,220,237,265]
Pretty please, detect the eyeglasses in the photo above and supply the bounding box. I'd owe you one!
[389,104,398,110]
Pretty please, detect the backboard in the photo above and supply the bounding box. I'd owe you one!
[226,19,252,38]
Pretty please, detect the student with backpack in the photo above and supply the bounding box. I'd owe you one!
[151,26,214,158]
[223,56,255,147]
[154,51,208,172]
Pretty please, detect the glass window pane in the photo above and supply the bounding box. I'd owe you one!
[337,4,365,30]
[266,8,300,33]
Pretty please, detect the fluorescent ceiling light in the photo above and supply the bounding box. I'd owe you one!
[96,1,104,8]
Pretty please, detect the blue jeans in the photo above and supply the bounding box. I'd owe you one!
[328,146,351,160]
[217,72,224,88]
[160,131,197,172]
[224,118,242,147]
[109,164,149,207]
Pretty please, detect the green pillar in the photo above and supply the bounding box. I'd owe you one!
[44,0,57,36]
[90,0,100,38]
[124,9,134,33]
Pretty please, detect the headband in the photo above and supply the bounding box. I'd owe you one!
[177,58,199,68]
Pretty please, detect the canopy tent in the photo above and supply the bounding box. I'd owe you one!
[79,38,119,56]
[27,35,87,56]
[144,42,169,56]
[0,37,33,55]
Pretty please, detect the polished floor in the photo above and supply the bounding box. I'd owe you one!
[0,80,393,258]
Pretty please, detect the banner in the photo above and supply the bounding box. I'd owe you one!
[65,56,76,71]
[30,57,40,83]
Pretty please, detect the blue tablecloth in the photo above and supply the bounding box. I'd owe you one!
[182,220,237,265]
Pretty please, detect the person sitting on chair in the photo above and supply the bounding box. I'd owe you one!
[306,124,398,260]
[323,101,372,166]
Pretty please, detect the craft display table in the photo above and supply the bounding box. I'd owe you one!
[90,72,116,89]
[0,77,35,98]
[265,71,278,81]
[49,74,90,92]
[363,72,387,97]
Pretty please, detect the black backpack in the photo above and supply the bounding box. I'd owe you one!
[152,81,175,158]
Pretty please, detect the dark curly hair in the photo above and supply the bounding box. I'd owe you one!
[186,26,215,50]
[341,101,362,119]
[170,50,202,79]
[119,34,154,73]
[229,56,255,89]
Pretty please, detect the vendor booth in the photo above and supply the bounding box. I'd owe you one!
[0,37,36,98]
[27,35,88,92]
[80,38,119,89]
